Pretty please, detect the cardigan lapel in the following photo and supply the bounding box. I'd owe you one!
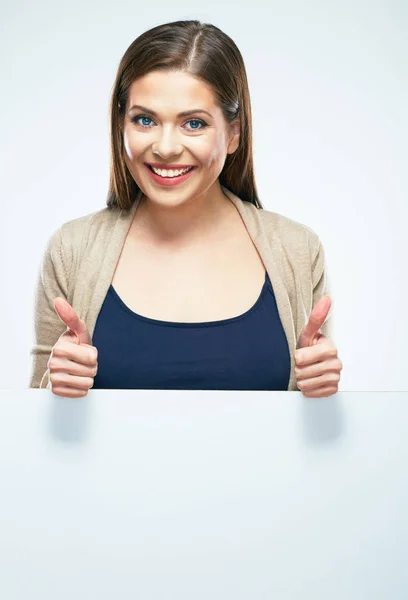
[77,188,143,346]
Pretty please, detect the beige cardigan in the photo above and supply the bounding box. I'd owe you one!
[29,185,333,391]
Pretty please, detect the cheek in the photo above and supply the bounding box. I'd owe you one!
[200,138,228,168]
[122,128,226,170]
[123,133,135,160]
[123,130,146,160]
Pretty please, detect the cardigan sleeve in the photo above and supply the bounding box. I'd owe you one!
[28,227,71,389]
[311,237,333,341]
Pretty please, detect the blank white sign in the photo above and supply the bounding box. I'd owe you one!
[0,390,407,599]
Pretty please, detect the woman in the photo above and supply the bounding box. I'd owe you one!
[29,20,343,396]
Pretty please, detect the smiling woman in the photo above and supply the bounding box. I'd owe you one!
[108,21,260,213]
[29,19,340,396]
[118,67,243,200]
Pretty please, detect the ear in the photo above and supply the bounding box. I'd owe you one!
[227,118,240,155]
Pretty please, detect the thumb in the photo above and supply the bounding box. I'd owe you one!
[54,297,92,347]
[296,295,331,350]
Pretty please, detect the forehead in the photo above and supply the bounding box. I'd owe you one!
[127,70,217,111]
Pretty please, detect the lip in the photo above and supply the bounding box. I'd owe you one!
[145,162,197,169]
[144,163,197,187]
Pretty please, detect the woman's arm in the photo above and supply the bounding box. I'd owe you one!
[28,228,70,388]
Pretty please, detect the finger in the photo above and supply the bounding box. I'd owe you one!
[300,297,331,343]
[295,342,337,366]
[302,385,338,398]
[54,297,91,341]
[50,357,98,377]
[52,340,98,366]
[50,386,89,398]
[49,371,95,390]
[295,358,341,381]
[297,372,340,391]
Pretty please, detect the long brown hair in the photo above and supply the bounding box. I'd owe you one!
[106,20,263,210]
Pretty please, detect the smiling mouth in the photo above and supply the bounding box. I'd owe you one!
[147,165,196,177]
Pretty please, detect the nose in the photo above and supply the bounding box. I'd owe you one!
[153,126,184,159]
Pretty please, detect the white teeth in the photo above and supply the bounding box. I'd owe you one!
[151,166,193,178]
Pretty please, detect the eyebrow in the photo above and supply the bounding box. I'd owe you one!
[128,104,213,118]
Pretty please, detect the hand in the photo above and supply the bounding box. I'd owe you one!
[295,296,343,398]
[47,297,98,398]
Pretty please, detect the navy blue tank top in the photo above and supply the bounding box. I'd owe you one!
[92,270,290,390]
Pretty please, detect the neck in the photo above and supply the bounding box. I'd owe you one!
[134,181,233,248]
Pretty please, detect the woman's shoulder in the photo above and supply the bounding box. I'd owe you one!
[45,205,125,255]
[241,197,323,259]
[59,205,122,238]
[224,187,322,254]
[258,207,321,246]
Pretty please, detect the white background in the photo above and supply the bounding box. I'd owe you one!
[1,389,407,598]
[0,1,406,390]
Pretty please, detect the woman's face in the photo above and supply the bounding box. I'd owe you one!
[121,70,239,208]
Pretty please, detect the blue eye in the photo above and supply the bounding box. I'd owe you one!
[130,115,207,131]
[133,116,153,127]
[186,119,205,130]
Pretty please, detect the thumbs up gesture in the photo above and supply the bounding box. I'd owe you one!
[46,297,99,397]
[294,296,343,397]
